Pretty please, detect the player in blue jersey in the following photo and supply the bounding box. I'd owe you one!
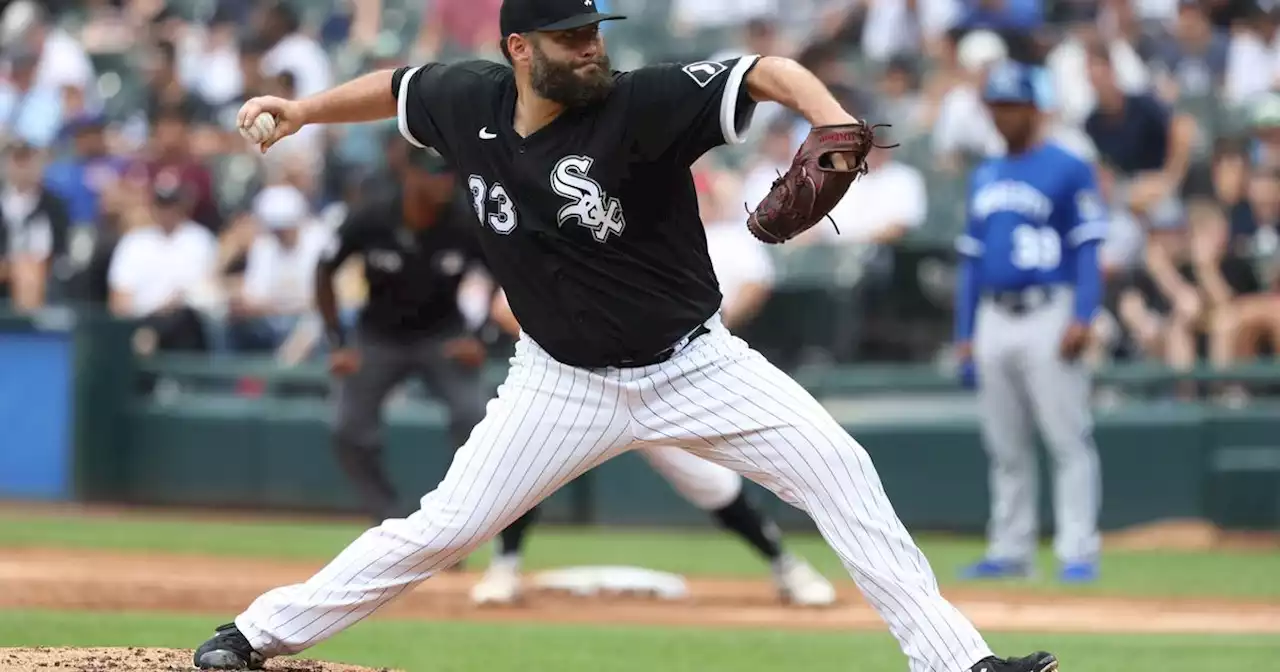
[953,60,1105,584]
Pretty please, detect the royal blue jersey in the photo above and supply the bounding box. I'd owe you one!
[956,142,1106,292]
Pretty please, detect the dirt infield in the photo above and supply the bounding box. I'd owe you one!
[1,548,1278,637]
[0,647,394,671]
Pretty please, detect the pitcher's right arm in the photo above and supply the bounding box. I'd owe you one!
[239,61,501,155]
[237,71,399,152]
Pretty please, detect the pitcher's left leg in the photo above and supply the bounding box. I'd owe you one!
[632,332,995,672]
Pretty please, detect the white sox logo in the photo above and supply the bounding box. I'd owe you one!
[681,61,727,88]
[551,155,625,242]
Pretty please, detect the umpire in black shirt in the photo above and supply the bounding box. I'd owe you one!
[315,148,489,524]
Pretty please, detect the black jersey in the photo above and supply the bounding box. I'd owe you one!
[392,55,762,368]
[319,187,486,340]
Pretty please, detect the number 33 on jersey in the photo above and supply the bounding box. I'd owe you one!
[956,144,1107,287]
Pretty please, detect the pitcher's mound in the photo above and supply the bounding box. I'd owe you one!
[0,648,394,671]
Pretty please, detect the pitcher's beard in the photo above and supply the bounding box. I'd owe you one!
[531,50,615,108]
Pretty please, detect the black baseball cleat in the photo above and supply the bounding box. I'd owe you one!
[193,622,266,670]
[971,651,1059,672]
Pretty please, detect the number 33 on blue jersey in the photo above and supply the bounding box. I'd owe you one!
[956,144,1107,289]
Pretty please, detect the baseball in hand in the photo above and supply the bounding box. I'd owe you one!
[241,112,277,145]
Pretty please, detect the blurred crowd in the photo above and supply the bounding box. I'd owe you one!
[1,0,1279,375]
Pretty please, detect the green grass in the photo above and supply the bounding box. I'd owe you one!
[1,511,1277,599]
[0,609,1274,672]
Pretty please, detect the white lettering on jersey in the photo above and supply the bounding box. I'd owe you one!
[681,61,728,88]
[1010,225,1061,271]
[469,174,519,235]
[551,155,626,242]
[971,180,1054,222]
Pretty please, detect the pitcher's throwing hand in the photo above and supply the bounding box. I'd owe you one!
[237,96,304,153]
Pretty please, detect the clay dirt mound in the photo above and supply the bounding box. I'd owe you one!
[0,648,396,672]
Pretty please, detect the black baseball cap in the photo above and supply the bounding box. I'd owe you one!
[499,0,625,36]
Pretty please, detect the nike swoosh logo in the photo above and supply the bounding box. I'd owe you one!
[479,127,497,139]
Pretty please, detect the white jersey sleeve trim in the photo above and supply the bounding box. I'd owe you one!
[955,234,985,257]
[1067,220,1108,247]
[719,55,760,146]
[397,66,426,149]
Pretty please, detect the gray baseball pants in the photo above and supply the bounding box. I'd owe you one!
[972,286,1102,564]
[332,327,486,522]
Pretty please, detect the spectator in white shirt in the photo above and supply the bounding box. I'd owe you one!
[0,46,63,149]
[256,2,333,100]
[227,185,330,352]
[176,7,245,107]
[805,145,928,247]
[1224,5,1280,108]
[861,0,960,64]
[0,1,95,96]
[698,198,776,333]
[108,179,220,352]
[933,30,1008,170]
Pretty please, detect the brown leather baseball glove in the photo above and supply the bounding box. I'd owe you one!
[746,122,892,244]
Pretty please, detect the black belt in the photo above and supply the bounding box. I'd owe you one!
[615,324,712,368]
[986,286,1056,315]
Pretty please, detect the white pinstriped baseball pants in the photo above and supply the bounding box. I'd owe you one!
[236,314,994,672]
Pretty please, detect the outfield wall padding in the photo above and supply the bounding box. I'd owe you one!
[111,399,1243,533]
